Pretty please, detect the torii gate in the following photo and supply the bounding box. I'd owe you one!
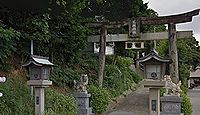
[141,9,199,83]
[87,9,199,86]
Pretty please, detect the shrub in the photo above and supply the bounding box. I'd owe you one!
[104,56,141,97]
[88,85,111,114]
[0,76,34,115]
[45,89,76,115]
[181,92,192,115]
[0,75,77,115]
[50,67,80,87]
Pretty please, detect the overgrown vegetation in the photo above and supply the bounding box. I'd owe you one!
[88,85,111,114]
[0,75,76,115]
[181,92,192,115]
[45,89,76,115]
[49,53,141,114]
[0,76,33,115]
[0,0,199,114]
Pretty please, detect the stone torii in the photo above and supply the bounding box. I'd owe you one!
[87,9,199,86]
[141,9,200,83]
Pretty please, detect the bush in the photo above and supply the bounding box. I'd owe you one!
[104,65,124,96]
[181,92,192,115]
[0,75,77,115]
[50,67,80,87]
[104,56,141,97]
[45,89,76,115]
[0,76,34,115]
[88,85,111,114]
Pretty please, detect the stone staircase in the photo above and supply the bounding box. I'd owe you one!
[104,86,149,115]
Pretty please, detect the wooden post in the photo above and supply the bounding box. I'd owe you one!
[168,23,179,83]
[98,26,107,87]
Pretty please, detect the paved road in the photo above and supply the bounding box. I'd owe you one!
[106,86,149,115]
[188,89,200,115]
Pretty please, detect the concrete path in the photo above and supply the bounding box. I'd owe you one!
[105,86,149,115]
[188,89,200,115]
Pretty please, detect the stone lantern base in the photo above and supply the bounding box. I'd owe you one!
[27,80,52,87]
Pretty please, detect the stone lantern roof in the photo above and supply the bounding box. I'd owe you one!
[137,49,172,63]
[190,66,200,78]
[22,55,54,67]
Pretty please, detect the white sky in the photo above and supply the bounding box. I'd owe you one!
[143,0,200,42]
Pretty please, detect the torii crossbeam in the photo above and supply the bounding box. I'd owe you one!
[87,9,200,86]
[140,9,200,83]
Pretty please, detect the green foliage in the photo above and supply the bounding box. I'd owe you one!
[0,26,20,71]
[181,92,192,115]
[0,75,77,115]
[0,76,34,115]
[179,64,190,86]
[88,85,111,114]
[160,88,164,97]
[180,85,188,95]
[50,67,80,87]
[156,40,168,57]
[156,38,200,86]
[45,89,76,115]
[177,39,192,64]
[0,0,89,65]
[104,56,141,97]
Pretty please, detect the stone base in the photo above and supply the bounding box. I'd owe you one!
[78,108,93,115]
[73,92,93,115]
[27,80,52,87]
[141,80,166,88]
[161,96,182,115]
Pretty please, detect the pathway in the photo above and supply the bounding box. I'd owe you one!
[105,86,149,115]
[188,88,200,115]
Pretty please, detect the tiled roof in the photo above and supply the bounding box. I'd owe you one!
[190,67,200,78]
[22,55,54,67]
[137,49,171,63]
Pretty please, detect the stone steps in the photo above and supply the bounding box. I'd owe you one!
[104,86,149,115]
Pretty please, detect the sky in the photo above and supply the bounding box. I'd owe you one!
[143,0,200,42]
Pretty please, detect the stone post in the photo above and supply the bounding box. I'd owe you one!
[35,87,45,115]
[73,92,93,115]
[149,88,160,115]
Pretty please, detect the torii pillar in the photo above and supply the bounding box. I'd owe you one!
[168,23,179,83]
[141,9,200,83]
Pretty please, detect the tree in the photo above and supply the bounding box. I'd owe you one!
[82,0,163,86]
[0,0,89,67]
[156,37,200,86]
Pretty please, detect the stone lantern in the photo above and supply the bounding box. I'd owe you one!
[138,49,171,81]
[23,55,53,80]
[137,49,171,115]
[23,55,54,115]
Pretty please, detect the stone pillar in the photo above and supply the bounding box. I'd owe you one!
[168,23,179,83]
[161,96,182,115]
[35,87,45,115]
[74,92,93,115]
[149,88,160,115]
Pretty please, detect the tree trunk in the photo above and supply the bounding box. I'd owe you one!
[98,26,107,87]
